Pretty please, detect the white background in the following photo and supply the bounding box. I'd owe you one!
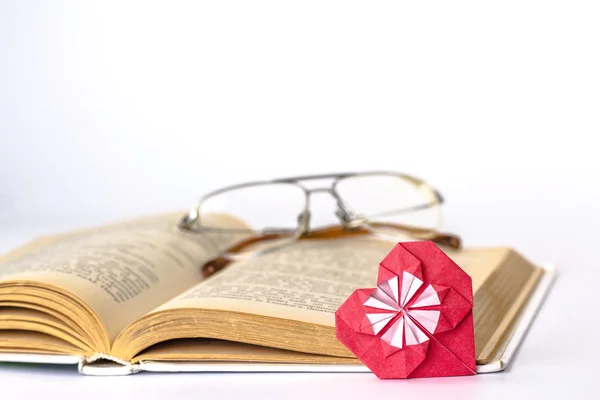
[1,1,599,399]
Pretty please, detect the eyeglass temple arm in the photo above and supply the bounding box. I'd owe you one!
[293,223,460,249]
[200,224,461,278]
[366,222,460,248]
[200,232,288,278]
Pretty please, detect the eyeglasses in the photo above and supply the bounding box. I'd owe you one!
[179,172,461,277]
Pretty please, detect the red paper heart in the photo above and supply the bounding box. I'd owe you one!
[335,241,477,379]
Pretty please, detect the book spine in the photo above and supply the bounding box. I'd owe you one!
[79,353,139,376]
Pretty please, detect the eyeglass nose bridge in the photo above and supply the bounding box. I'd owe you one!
[296,187,357,235]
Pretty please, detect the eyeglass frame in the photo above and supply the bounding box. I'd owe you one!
[179,171,459,252]
[179,171,461,278]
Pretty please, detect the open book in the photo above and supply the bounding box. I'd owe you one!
[0,213,554,375]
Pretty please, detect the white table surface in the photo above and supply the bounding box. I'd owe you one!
[0,212,597,400]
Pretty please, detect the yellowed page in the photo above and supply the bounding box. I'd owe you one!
[444,247,510,292]
[155,238,498,327]
[0,307,93,352]
[0,212,248,343]
[0,330,81,354]
[133,339,357,364]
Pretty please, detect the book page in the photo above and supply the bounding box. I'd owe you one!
[0,212,248,342]
[155,238,501,327]
[133,338,359,364]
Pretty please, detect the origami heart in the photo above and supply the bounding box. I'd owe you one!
[335,241,476,379]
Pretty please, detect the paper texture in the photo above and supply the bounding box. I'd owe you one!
[335,242,476,379]
[0,212,552,376]
[16,263,556,376]
[153,238,495,327]
[0,261,556,376]
[112,238,538,362]
[0,213,248,344]
[132,339,358,364]
[157,238,400,325]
